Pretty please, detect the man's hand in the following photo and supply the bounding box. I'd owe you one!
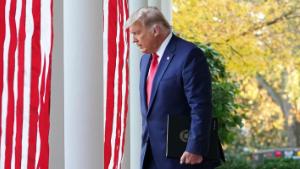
[180,151,203,165]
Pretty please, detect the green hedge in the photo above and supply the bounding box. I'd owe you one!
[216,156,252,169]
[216,158,300,169]
[197,43,244,144]
[256,159,300,169]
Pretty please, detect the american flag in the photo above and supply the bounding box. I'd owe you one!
[0,0,53,168]
[103,0,129,168]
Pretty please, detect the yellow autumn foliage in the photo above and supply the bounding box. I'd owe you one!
[173,0,300,75]
[172,0,300,148]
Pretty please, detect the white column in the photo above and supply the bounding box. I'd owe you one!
[161,0,172,24]
[125,1,173,169]
[63,0,103,168]
[127,1,147,169]
[148,0,161,8]
[50,0,103,168]
[50,0,64,168]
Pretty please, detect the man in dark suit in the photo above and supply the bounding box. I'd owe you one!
[126,7,221,169]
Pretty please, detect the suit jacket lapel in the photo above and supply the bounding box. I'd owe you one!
[140,54,151,114]
[147,35,177,114]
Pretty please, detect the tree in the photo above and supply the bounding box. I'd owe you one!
[172,0,300,149]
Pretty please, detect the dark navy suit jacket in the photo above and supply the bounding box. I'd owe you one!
[140,34,218,169]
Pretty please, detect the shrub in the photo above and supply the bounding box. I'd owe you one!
[216,157,300,169]
[255,158,300,169]
[197,43,244,144]
[216,157,252,169]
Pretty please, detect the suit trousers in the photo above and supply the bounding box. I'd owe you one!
[143,142,158,169]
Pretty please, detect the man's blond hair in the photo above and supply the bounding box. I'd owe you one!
[125,7,171,30]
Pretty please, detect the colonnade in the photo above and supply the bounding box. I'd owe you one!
[50,1,171,169]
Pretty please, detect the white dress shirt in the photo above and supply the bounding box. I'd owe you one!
[155,32,173,63]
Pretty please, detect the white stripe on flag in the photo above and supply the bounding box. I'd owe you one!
[0,0,52,168]
[34,54,44,168]
[34,0,52,166]
[117,1,127,167]
[34,17,47,165]
[21,0,34,167]
[11,1,22,168]
[41,0,52,103]
[103,0,109,132]
[117,43,126,169]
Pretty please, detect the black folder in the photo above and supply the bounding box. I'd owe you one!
[166,115,224,161]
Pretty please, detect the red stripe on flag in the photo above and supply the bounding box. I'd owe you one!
[36,56,46,169]
[112,0,125,168]
[0,0,52,168]
[27,0,42,167]
[15,0,26,168]
[38,3,54,166]
[37,2,54,167]
[104,0,129,168]
[104,0,118,168]
[0,0,7,153]
[5,0,17,168]
[38,57,52,169]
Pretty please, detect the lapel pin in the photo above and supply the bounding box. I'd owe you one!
[167,56,170,60]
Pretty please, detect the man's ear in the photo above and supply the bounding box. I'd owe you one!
[152,24,160,36]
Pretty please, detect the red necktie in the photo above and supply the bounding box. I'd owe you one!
[147,53,159,106]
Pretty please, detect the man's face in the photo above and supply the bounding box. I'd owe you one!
[129,21,157,54]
